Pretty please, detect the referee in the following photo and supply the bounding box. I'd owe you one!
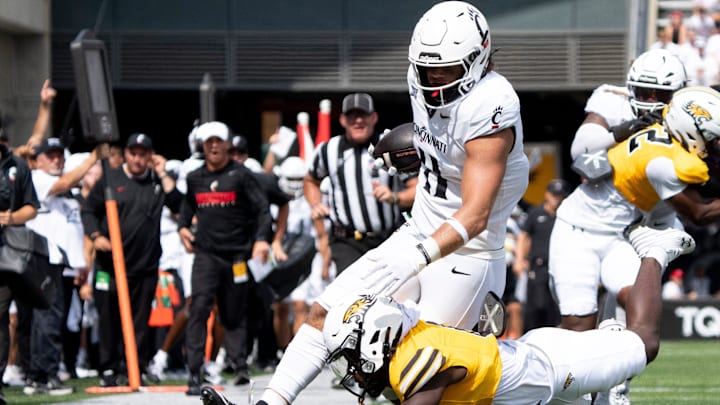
[305,92,417,274]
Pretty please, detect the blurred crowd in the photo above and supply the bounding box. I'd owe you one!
[652,1,720,86]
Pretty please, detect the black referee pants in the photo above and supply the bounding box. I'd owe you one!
[330,235,385,274]
[523,264,561,332]
[186,250,249,374]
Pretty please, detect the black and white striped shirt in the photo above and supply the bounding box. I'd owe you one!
[309,134,406,234]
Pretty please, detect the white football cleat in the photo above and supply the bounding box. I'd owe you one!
[626,225,695,269]
[596,380,631,405]
[598,318,626,332]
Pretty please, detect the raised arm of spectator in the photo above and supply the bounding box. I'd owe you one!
[151,153,183,212]
[27,79,56,149]
[151,154,176,194]
[48,144,108,196]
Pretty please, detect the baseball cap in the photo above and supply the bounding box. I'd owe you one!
[126,133,153,150]
[196,121,229,142]
[670,268,684,279]
[546,179,570,196]
[230,135,248,154]
[342,93,374,115]
[33,137,65,156]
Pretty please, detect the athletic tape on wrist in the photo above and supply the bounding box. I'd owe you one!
[416,237,441,265]
[445,217,469,243]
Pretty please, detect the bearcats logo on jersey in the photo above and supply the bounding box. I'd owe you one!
[491,106,503,129]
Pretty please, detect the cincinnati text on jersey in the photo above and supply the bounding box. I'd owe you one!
[416,125,447,154]
[195,191,236,207]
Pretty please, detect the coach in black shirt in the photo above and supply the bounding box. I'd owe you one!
[81,133,182,386]
[178,121,272,395]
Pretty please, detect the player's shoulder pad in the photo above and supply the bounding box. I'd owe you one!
[673,148,710,185]
[594,84,630,97]
[457,74,520,134]
[585,84,630,118]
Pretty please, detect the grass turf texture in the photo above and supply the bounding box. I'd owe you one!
[2,341,718,404]
[631,340,720,404]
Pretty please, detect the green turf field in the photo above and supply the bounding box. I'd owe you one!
[630,340,720,404]
[1,340,718,404]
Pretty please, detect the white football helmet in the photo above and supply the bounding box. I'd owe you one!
[243,157,263,173]
[323,294,403,399]
[627,49,688,117]
[664,86,720,159]
[408,1,492,109]
[164,159,183,180]
[278,156,307,198]
[187,118,204,157]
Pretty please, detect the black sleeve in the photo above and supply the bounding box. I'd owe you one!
[256,173,292,206]
[81,175,107,237]
[244,172,272,242]
[13,158,39,210]
[520,206,539,235]
[163,187,183,213]
[309,142,327,180]
[177,177,197,230]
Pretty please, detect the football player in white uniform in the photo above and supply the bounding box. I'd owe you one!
[554,84,720,403]
[551,50,688,331]
[552,50,688,404]
[549,49,687,404]
[224,3,528,405]
[203,224,698,405]
[319,226,695,405]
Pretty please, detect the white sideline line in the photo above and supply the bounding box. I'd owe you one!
[632,387,720,393]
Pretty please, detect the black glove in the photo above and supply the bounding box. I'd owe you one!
[609,110,663,142]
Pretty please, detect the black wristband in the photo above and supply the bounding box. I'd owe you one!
[416,243,432,265]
